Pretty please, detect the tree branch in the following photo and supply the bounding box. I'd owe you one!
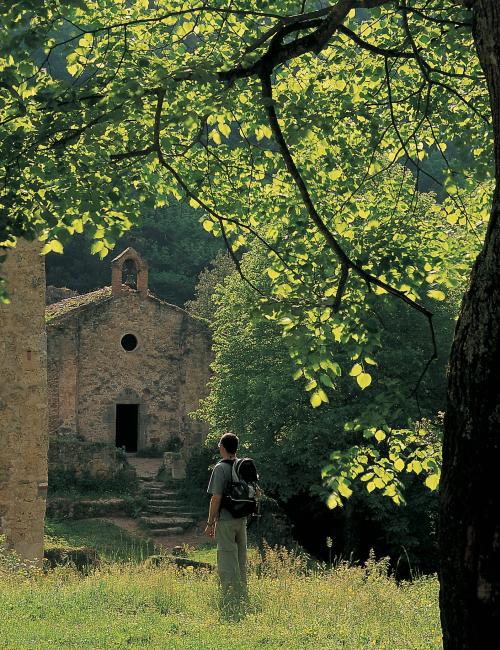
[260,70,432,316]
[338,25,415,58]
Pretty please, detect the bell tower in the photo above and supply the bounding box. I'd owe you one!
[111,247,148,298]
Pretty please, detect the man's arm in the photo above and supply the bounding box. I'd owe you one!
[204,494,222,538]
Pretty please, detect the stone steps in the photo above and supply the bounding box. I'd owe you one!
[146,495,181,503]
[146,505,199,517]
[147,504,188,513]
[137,477,199,535]
[139,516,195,530]
[150,527,185,536]
[143,510,196,519]
[142,489,178,498]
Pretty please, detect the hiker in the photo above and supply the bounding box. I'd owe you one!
[204,432,249,597]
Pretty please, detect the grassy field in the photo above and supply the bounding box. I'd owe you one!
[0,521,442,649]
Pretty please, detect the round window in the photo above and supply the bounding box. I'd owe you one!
[121,334,138,351]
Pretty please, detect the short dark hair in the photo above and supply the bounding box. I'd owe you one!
[220,432,239,455]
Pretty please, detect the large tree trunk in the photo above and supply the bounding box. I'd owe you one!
[440,1,500,647]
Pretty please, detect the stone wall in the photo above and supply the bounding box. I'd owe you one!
[0,240,48,562]
[46,497,135,520]
[177,312,213,452]
[48,436,128,480]
[47,292,210,453]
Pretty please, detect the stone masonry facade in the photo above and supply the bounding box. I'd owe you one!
[46,248,211,457]
[0,240,48,562]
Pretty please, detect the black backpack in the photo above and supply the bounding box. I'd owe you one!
[221,458,259,518]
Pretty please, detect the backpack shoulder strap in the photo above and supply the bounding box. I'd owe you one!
[221,458,239,483]
[232,458,242,482]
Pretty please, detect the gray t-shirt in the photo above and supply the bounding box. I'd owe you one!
[207,459,235,520]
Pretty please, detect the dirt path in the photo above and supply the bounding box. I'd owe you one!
[102,516,211,552]
[102,455,213,553]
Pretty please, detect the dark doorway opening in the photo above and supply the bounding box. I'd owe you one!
[115,404,139,452]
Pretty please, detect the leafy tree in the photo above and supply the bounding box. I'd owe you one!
[197,219,457,569]
[46,203,222,305]
[185,250,234,321]
[1,2,500,644]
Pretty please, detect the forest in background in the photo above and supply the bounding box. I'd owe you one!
[45,202,222,307]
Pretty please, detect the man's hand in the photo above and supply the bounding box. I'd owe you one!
[204,522,216,538]
[204,495,222,539]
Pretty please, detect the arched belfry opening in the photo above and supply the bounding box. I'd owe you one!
[111,247,148,297]
[122,258,137,289]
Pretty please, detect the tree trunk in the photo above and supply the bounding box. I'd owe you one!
[440,1,500,647]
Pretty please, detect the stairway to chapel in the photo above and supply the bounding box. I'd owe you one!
[127,455,198,536]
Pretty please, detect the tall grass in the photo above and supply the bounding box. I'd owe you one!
[0,544,441,649]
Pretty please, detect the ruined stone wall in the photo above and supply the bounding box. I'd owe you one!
[47,293,210,451]
[47,321,78,435]
[48,437,125,480]
[178,313,213,452]
[0,240,48,562]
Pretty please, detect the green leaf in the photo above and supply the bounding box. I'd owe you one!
[394,458,405,471]
[320,308,331,322]
[91,240,105,255]
[310,391,322,408]
[427,289,446,301]
[412,460,423,475]
[42,240,63,255]
[357,373,372,389]
[210,129,221,145]
[338,482,353,498]
[319,373,334,388]
[50,240,64,254]
[327,494,341,509]
[79,33,93,47]
[317,388,329,403]
[328,169,342,181]
[219,122,231,138]
[72,219,84,234]
[67,63,82,77]
[349,363,362,377]
[425,474,440,490]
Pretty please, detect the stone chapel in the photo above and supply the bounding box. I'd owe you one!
[46,247,211,455]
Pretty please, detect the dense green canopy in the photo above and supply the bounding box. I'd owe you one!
[0,1,491,499]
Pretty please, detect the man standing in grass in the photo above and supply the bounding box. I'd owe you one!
[204,433,247,599]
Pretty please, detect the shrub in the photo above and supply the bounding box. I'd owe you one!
[48,467,138,498]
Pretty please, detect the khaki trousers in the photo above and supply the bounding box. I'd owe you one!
[215,517,247,595]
